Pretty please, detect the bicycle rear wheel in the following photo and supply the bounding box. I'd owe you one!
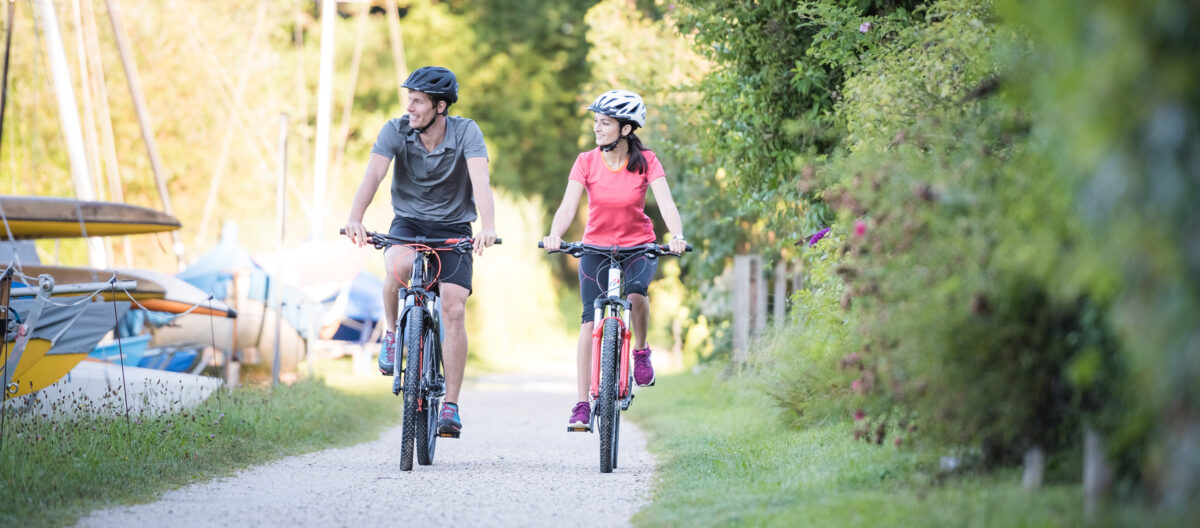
[399,305,424,471]
[416,322,440,465]
[598,318,621,473]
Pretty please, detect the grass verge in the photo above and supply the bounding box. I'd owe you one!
[627,369,1085,527]
[0,358,394,527]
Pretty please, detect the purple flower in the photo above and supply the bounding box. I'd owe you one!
[807,227,830,247]
[859,22,872,33]
[854,220,866,237]
[854,409,865,421]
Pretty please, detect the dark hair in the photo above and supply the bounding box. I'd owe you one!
[622,122,650,174]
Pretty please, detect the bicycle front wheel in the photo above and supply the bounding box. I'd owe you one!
[416,321,440,466]
[598,318,621,473]
[400,306,425,471]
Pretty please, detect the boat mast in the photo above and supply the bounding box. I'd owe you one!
[311,0,336,241]
[34,0,107,269]
[104,0,186,270]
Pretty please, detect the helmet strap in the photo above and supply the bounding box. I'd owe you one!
[600,136,623,152]
[414,113,440,134]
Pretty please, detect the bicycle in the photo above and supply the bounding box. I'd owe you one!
[539,241,690,473]
[344,229,499,471]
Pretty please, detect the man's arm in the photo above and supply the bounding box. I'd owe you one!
[467,156,497,254]
[344,153,392,246]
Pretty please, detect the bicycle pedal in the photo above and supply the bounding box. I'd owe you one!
[437,431,460,438]
[567,424,592,433]
[620,395,634,411]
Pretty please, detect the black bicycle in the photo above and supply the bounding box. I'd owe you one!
[540,241,690,473]
[345,229,497,470]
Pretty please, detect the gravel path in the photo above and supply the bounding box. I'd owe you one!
[75,373,655,528]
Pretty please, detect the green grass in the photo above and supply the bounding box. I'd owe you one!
[627,370,1085,527]
[0,358,394,527]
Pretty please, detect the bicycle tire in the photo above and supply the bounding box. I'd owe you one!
[416,322,439,465]
[598,318,621,473]
[399,305,424,471]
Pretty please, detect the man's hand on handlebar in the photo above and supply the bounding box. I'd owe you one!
[474,228,498,255]
[343,221,370,247]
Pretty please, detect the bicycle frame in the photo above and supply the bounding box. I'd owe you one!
[589,260,633,402]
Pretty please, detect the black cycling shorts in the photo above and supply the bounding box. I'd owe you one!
[578,252,657,323]
[388,215,473,294]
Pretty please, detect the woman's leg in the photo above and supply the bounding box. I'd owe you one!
[576,321,594,402]
[629,293,649,350]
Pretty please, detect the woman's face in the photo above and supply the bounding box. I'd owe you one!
[593,114,626,146]
[407,91,442,129]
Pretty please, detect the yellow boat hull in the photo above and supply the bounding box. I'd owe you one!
[3,339,87,400]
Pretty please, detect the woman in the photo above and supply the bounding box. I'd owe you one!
[542,89,688,430]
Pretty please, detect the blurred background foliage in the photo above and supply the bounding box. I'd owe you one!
[1,0,1197,518]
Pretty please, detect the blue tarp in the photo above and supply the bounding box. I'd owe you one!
[341,271,384,321]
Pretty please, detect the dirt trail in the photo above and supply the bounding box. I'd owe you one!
[75,373,655,528]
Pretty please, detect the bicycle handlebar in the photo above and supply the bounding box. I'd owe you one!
[537,241,693,256]
[340,229,502,249]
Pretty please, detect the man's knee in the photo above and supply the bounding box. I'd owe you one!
[440,285,469,322]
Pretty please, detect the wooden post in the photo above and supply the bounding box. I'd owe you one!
[732,255,764,362]
[773,259,788,330]
[754,257,767,336]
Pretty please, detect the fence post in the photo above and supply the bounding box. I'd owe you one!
[773,259,788,330]
[732,255,764,362]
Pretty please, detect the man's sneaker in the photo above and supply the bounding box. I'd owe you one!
[378,330,396,375]
[567,401,591,432]
[437,402,462,437]
[633,346,656,386]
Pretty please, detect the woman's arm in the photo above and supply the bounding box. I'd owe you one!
[543,180,585,251]
[650,178,687,253]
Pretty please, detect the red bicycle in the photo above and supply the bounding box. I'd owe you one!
[540,241,690,473]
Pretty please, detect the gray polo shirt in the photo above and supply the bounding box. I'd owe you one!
[371,115,489,223]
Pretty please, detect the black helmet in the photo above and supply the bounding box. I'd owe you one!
[402,66,458,104]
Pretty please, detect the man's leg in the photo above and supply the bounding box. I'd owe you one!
[439,283,470,404]
[381,246,412,332]
[379,247,413,373]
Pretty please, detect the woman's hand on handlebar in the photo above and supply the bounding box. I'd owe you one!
[666,236,688,255]
[343,221,370,247]
[541,235,563,253]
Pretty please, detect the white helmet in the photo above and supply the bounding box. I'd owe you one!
[587,90,646,128]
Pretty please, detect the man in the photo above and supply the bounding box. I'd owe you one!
[343,66,497,437]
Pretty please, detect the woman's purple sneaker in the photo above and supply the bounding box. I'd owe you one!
[567,401,591,432]
[633,346,656,386]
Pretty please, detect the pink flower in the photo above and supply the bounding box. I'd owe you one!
[859,22,872,33]
[851,379,863,393]
[854,220,866,237]
[854,409,865,421]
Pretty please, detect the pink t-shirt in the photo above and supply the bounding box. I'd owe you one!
[569,148,666,246]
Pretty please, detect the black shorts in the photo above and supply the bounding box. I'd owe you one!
[388,215,473,293]
[578,252,657,323]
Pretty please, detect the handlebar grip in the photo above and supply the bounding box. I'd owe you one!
[537,241,568,249]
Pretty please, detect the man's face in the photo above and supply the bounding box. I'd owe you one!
[407,91,441,129]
